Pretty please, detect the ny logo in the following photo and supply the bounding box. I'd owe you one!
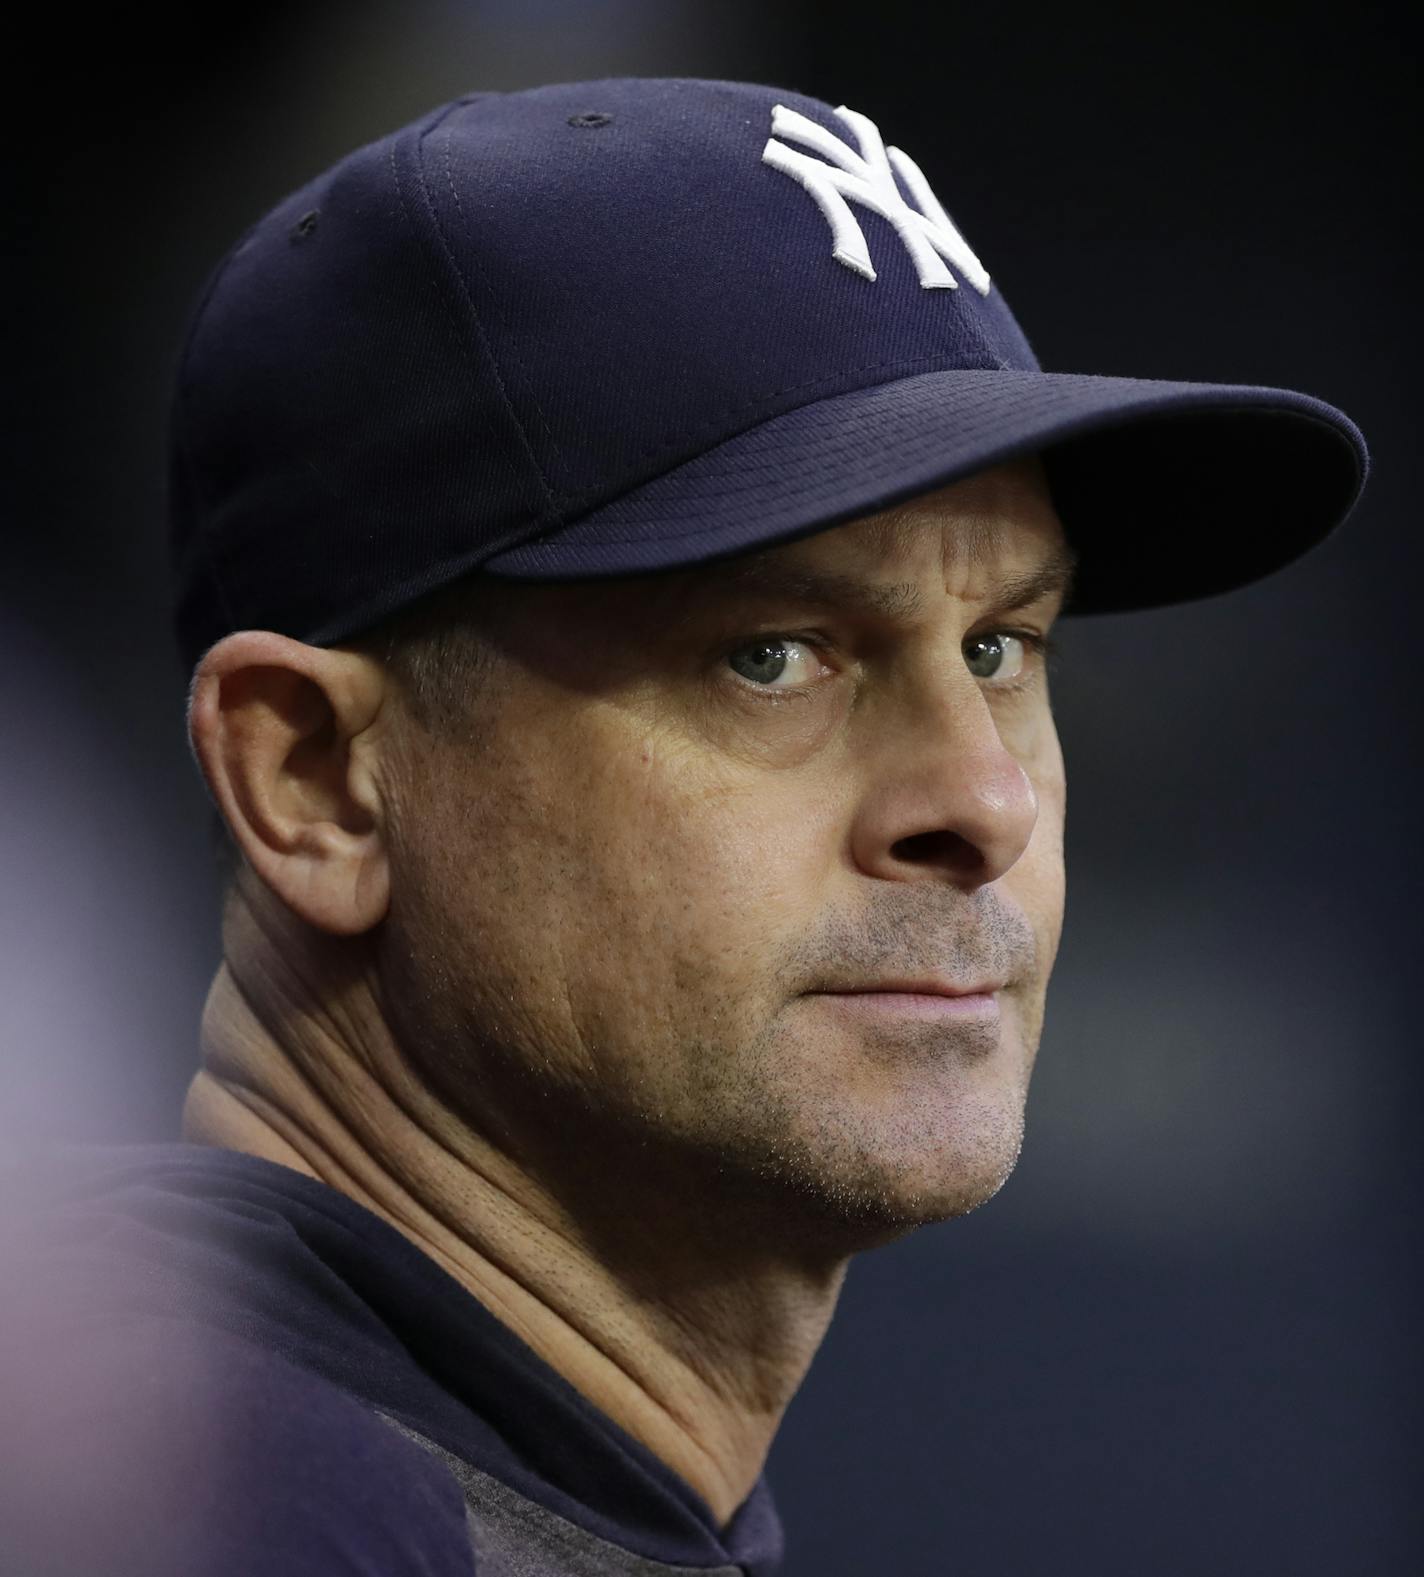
[762,103,992,295]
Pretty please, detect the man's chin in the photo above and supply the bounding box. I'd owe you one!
[703,1119,1028,1257]
[787,1158,1022,1247]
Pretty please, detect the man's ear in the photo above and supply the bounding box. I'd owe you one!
[186,631,392,936]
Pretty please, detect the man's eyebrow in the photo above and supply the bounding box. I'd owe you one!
[704,542,1080,619]
[989,544,1081,614]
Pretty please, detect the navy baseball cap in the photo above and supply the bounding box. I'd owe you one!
[169,77,1370,674]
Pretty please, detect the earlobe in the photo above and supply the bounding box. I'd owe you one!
[187,631,392,936]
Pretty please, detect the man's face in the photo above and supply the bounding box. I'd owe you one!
[376,455,1073,1251]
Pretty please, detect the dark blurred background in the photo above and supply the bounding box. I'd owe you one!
[3,2,1417,1572]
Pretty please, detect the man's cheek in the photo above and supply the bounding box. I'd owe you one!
[566,721,827,967]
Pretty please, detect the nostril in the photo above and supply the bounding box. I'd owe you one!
[567,111,613,129]
[891,829,975,866]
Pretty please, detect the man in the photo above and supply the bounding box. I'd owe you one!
[0,78,1367,1575]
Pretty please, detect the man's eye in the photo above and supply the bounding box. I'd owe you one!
[726,637,823,689]
[964,630,1051,692]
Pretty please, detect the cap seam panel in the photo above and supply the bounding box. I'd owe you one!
[406,117,561,521]
[437,119,571,496]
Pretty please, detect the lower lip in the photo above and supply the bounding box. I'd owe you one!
[813,990,1001,1021]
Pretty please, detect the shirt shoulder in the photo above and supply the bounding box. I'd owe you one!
[0,1145,481,1576]
[0,1315,479,1577]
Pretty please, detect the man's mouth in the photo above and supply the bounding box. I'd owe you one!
[808,984,1003,1021]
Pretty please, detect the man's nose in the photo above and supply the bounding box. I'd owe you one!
[847,685,1040,891]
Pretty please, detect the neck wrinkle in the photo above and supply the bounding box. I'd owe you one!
[186,882,848,1530]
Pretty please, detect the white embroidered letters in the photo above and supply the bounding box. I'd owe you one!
[761,104,992,295]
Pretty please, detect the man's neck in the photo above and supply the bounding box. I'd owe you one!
[183,895,848,1529]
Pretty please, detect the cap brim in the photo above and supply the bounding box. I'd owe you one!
[481,368,1368,616]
